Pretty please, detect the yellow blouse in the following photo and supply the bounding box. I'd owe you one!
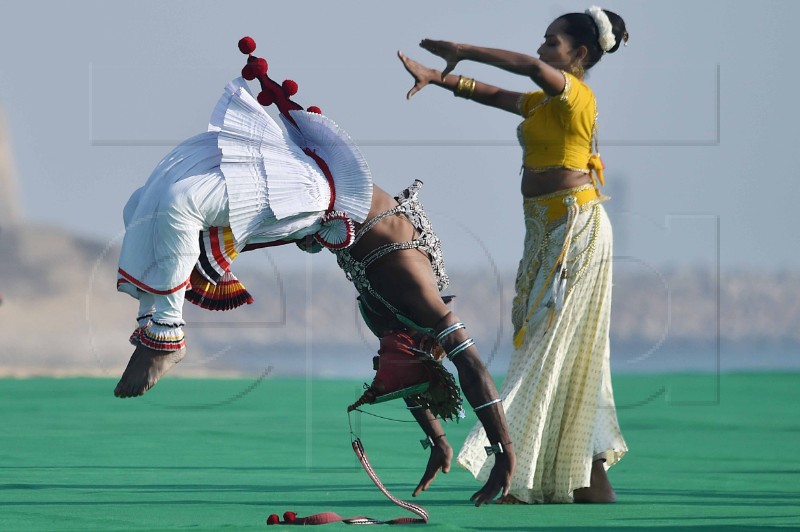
[516,71,597,174]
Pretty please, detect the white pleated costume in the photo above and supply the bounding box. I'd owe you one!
[116,78,372,345]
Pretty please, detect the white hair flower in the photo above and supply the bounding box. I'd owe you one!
[585,5,616,52]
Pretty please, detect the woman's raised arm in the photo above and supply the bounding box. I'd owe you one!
[397,50,522,115]
[419,39,567,96]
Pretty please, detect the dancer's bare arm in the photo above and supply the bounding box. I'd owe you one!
[451,351,515,506]
[397,51,521,114]
[419,39,566,96]
[366,239,515,505]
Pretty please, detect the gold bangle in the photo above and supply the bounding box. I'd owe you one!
[453,76,465,97]
[454,76,476,99]
[465,77,476,99]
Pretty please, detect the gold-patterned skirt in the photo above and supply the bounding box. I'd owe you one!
[456,184,627,503]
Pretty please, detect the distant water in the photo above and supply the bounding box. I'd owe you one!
[191,339,800,379]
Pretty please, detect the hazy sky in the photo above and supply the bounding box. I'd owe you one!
[0,0,796,273]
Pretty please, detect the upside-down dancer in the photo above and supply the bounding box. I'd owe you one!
[113,37,514,506]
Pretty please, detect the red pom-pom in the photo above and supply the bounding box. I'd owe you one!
[253,58,268,76]
[307,106,322,114]
[283,511,297,523]
[238,36,256,55]
[266,514,280,525]
[282,79,298,96]
[257,91,275,106]
[241,64,256,81]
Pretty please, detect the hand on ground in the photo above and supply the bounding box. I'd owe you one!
[412,440,453,497]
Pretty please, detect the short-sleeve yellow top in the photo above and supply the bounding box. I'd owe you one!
[516,71,597,173]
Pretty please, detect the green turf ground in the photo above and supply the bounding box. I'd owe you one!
[1,372,798,530]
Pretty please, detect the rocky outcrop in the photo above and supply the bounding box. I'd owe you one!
[0,107,22,228]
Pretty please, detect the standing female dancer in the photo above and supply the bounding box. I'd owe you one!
[113,37,514,506]
[399,6,629,503]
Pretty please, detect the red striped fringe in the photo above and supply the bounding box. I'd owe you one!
[139,331,186,351]
[185,268,254,311]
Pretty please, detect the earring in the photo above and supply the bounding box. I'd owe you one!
[570,62,585,78]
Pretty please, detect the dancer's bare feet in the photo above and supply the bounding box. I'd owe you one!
[114,344,186,398]
[573,459,616,503]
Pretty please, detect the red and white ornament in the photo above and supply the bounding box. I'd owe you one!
[314,211,355,249]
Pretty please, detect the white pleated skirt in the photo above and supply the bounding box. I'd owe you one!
[117,77,372,298]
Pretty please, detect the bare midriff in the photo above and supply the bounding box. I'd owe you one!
[521,166,593,198]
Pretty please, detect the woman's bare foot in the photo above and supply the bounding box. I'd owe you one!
[113,344,186,398]
[573,459,616,503]
[495,494,527,504]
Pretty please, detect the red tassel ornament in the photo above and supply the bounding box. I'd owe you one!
[238,36,256,55]
[241,64,256,80]
[282,79,298,96]
[257,91,275,106]
[185,269,254,311]
[253,58,268,76]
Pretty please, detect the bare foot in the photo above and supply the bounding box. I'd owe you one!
[114,344,186,398]
[495,494,527,504]
[573,459,616,503]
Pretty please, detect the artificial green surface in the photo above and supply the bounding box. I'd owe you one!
[1,373,798,530]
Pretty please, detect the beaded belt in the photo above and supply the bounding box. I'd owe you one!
[527,184,601,222]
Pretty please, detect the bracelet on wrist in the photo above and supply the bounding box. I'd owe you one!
[420,433,446,450]
[454,76,476,99]
[484,441,512,456]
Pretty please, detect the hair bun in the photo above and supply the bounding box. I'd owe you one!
[601,9,629,54]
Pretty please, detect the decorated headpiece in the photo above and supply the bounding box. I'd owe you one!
[237,36,322,125]
[236,36,373,249]
[585,6,616,52]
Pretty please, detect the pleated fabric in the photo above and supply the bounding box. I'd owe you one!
[118,77,373,299]
[456,200,627,504]
[211,78,372,243]
[282,109,372,224]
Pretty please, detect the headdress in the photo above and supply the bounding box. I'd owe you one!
[236,36,373,249]
[585,6,616,52]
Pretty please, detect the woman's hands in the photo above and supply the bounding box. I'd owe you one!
[397,39,463,99]
[397,51,439,99]
[419,39,462,79]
